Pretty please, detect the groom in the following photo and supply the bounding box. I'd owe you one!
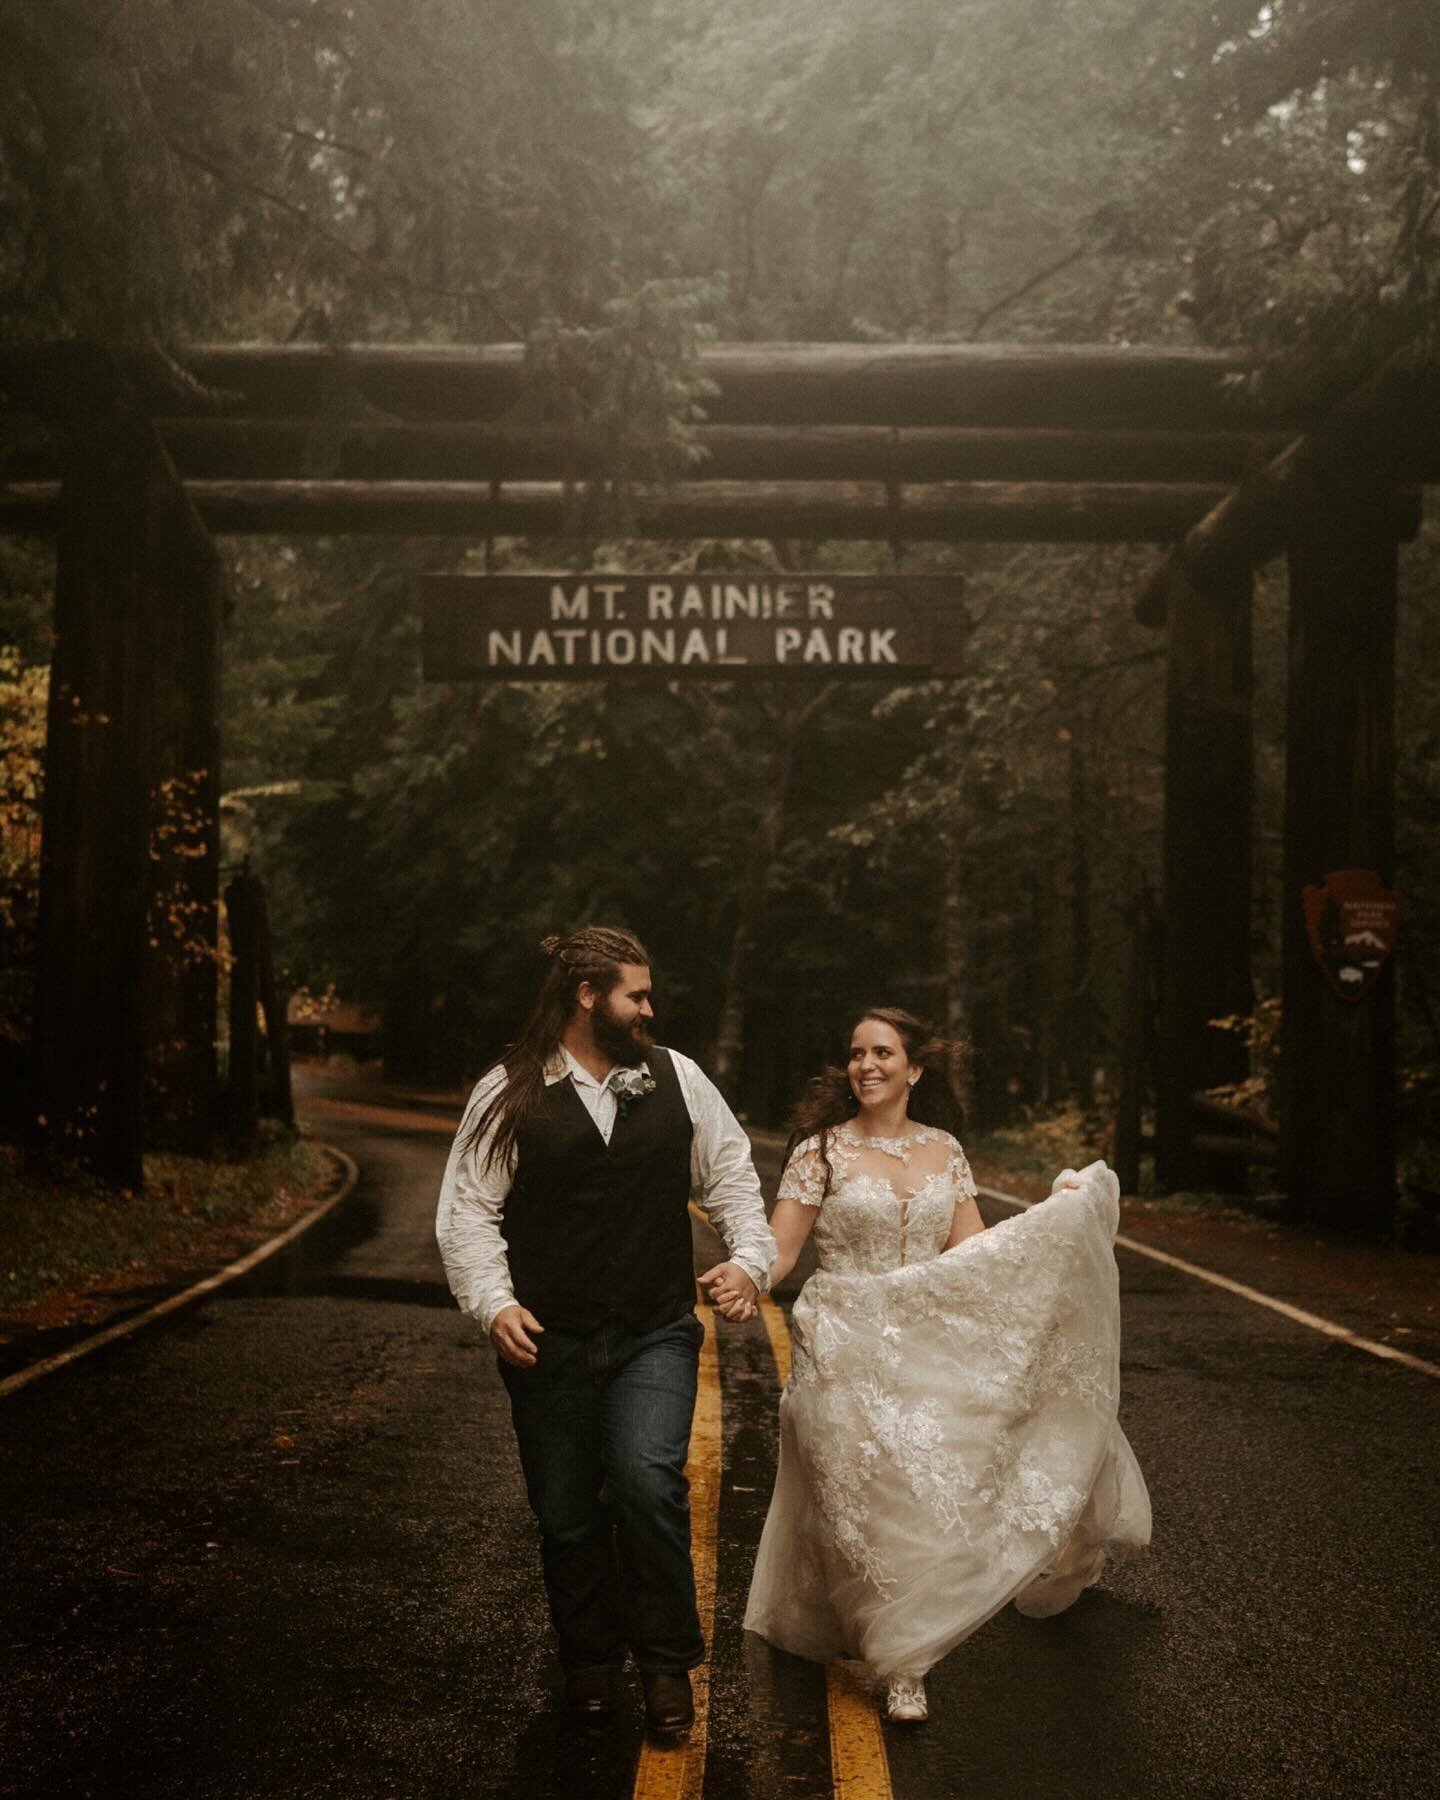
[436,925,775,1735]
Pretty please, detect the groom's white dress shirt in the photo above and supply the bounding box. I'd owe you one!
[436,1046,776,1333]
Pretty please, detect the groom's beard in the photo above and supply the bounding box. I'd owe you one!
[593,996,653,1067]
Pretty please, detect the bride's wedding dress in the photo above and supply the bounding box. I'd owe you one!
[743,1125,1151,1681]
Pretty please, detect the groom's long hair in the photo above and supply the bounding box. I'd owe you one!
[465,924,652,1174]
[783,1006,966,1202]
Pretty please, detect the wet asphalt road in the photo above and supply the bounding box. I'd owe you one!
[2,1087,1437,1800]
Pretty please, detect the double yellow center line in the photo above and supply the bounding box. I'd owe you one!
[631,1303,722,1800]
[632,1285,893,1800]
[759,1296,895,1800]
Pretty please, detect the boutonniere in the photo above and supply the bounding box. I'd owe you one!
[610,1065,657,1118]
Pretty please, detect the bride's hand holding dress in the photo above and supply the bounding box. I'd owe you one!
[742,1018,1150,1726]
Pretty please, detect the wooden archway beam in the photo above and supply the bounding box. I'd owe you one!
[174,341,1278,430]
[2,340,1285,430]
[1135,352,1438,625]
[2,421,1289,486]
[0,477,1231,542]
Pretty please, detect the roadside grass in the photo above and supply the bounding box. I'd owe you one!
[968,1105,1106,1187]
[968,1106,1286,1229]
[0,1129,331,1318]
[970,1105,1440,1249]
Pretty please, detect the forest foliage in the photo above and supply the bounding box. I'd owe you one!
[1,0,1437,1197]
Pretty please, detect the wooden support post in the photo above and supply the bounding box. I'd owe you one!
[34,414,170,1188]
[224,867,261,1157]
[1155,561,1253,1192]
[28,343,226,1184]
[144,487,225,1152]
[1280,480,1398,1229]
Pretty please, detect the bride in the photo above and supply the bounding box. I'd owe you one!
[711,1007,1150,1724]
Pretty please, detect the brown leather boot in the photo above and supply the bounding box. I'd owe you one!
[564,1665,619,1718]
[641,1670,694,1737]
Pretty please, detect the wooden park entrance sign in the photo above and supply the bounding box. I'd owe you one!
[420,573,965,681]
[2,337,1434,1221]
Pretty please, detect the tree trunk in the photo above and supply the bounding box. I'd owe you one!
[1012,865,1055,1110]
[224,869,261,1158]
[254,882,294,1128]
[941,809,978,1121]
[1280,479,1398,1230]
[1155,562,1253,1193]
[1114,887,1158,1194]
[942,830,969,1057]
[1064,736,1094,1102]
[382,981,435,1083]
[712,686,838,1103]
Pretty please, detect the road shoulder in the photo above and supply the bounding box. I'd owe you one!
[970,1156,1440,1366]
[0,1138,351,1383]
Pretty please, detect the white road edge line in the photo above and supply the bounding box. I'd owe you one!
[0,1145,360,1401]
[978,1184,1440,1382]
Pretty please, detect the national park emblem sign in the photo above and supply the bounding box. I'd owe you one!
[1302,868,1403,1001]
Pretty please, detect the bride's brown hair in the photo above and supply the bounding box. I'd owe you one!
[783,1006,967,1201]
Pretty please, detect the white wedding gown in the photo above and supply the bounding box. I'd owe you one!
[743,1125,1151,1680]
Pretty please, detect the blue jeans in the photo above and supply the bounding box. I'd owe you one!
[499,1311,705,1674]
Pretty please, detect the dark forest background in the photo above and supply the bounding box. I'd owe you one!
[1,1,1437,1188]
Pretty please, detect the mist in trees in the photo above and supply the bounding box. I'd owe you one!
[1,0,1437,1200]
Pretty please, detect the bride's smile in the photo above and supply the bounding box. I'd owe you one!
[848,1020,918,1122]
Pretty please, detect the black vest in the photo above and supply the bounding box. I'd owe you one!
[504,1045,696,1335]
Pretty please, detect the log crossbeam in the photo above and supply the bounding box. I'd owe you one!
[0,477,1233,542]
[3,338,1286,430]
[176,341,1282,430]
[3,421,1294,486]
[6,336,1431,551]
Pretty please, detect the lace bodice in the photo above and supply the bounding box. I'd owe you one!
[778,1124,978,1275]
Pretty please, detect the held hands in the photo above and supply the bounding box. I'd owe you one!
[490,1303,545,1367]
[699,1261,759,1323]
[489,1269,759,1359]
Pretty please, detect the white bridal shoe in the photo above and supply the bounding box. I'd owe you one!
[884,1673,928,1723]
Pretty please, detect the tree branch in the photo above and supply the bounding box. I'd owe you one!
[162,138,523,335]
[788,680,842,737]
[970,246,1088,339]
[276,122,376,164]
